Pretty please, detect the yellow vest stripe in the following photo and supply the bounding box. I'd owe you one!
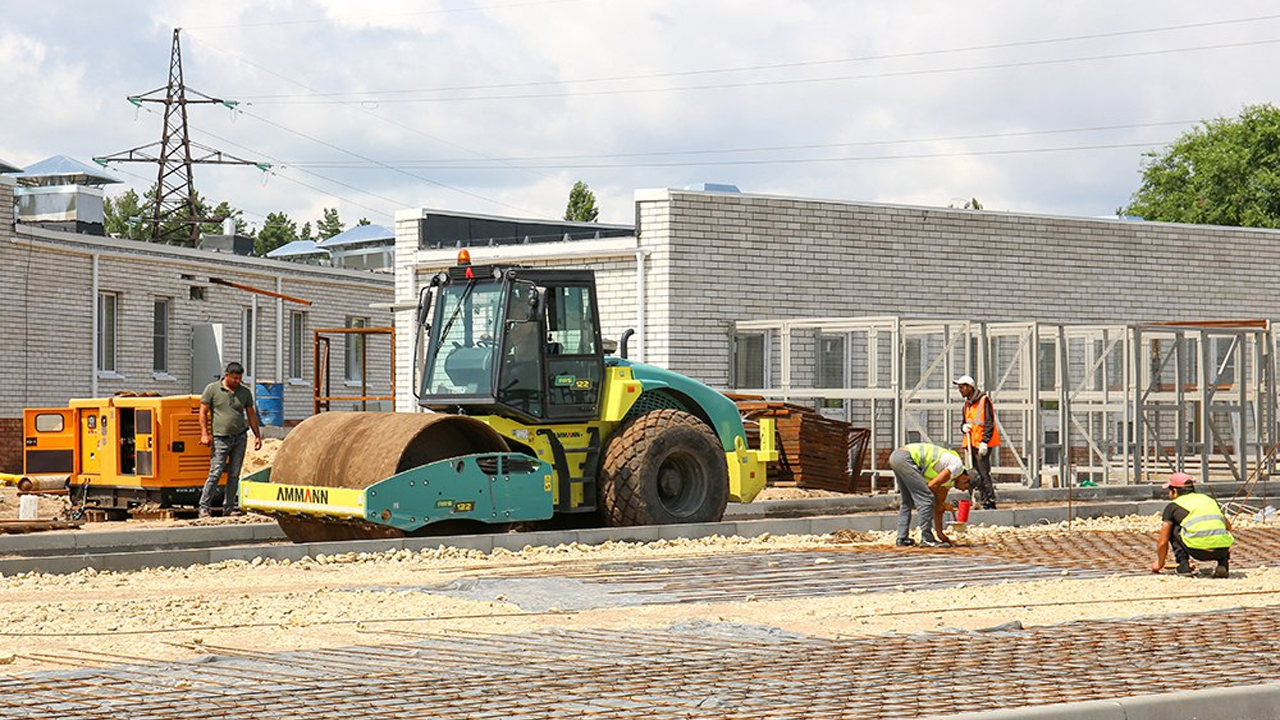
[1172,492,1234,550]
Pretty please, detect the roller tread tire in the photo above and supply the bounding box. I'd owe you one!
[600,409,728,526]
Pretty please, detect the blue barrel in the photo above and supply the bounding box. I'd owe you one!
[255,382,285,427]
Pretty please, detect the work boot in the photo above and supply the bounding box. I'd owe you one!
[920,538,952,548]
[982,503,998,510]
[1175,561,1193,575]
[197,509,211,519]
[1213,562,1230,579]
[896,537,916,547]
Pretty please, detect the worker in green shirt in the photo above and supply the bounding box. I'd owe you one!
[198,362,262,517]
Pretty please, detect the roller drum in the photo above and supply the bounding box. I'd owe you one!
[269,412,511,542]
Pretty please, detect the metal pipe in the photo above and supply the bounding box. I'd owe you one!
[634,247,650,363]
[91,252,99,397]
[275,276,284,384]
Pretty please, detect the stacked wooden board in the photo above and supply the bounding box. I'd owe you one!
[736,400,871,493]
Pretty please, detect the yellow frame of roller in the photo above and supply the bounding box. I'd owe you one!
[242,365,777,526]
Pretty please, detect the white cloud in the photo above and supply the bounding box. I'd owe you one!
[5,0,1278,228]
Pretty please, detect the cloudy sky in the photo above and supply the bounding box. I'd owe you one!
[2,1,1275,229]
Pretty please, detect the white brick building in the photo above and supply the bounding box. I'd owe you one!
[393,187,1280,486]
[0,176,394,472]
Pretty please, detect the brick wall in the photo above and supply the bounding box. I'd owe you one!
[0,419,21,474]
[638,190,1280,387]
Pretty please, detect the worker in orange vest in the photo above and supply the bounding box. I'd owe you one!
[954,374,999,509]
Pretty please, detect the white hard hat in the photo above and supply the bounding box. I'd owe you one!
[953,374,976,387]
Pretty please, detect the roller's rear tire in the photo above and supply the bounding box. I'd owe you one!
[599,409,728,526]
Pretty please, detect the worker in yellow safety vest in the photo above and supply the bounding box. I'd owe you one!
[889,442,972,548]
[954,375,999,509]
[1150,472,1234,578]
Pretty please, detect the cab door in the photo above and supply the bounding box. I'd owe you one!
[134,409,155,477]
[79,410,104,477]
[23,408,75,474]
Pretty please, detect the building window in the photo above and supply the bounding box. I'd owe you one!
[242,307,257,376]
[290,311,307,381]
[346,316,368,382]
[97,292,119,373]
[153,298,170,373]
[733,334,765,389]
[1039,340,1057,392]
[817,334,845,409]
[818,334,845,389]
[904,337,923,388]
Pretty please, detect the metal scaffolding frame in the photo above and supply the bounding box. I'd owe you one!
[732,316,1276,490]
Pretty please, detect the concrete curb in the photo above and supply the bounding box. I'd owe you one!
[0,496,1239,576]
[1,481,1274,576]
[931,683,1280,720]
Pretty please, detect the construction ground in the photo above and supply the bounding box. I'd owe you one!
[1,482,1279,719]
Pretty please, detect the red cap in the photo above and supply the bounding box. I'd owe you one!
[1164,472,1195,489]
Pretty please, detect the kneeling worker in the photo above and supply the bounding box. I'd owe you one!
[1151,472,1235,578]
[890,442,971,548]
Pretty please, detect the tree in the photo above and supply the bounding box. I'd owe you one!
[564,180,599,222]
[356,217,371,226]
[103,189,147,240]
[316,207,344,239]
[948,197,983,210]
[103,186,247,242]
[256,212,298,256]
[299,221,314,242]
[1121,104,1280,228]
[199,200,247,236]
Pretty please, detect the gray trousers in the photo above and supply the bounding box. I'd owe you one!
[200,433,247,512]
[890,448,938,543]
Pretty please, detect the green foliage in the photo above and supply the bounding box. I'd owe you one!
[102,186,247,243]
[199,200,247,236]
[316,207,344,239]
[256,212,298,256]
[1121,104,1280,228]
[299,221,314,242]
[564,180,600,222]
[356,217,371,226]
[948,197,983,210]
[103,189,147,240]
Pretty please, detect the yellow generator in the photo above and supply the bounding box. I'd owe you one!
[24,395,215,511]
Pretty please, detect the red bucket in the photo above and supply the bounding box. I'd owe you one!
[956,499,972,523]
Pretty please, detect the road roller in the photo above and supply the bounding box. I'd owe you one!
[239,252,778,542]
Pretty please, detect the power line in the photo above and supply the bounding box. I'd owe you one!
[185,0,588,30]
[281,120,1195,166]
[274,140,1173,171]
[232,106,547,216]
[235,15,1280,102]
[181,34,555,217]
[246,37,1280,105]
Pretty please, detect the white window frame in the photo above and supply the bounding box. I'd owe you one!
[242,306,257,377]
[289,310,307,382]
[97,291,121,377]
[345,316,368,383]
[153,297,171,375]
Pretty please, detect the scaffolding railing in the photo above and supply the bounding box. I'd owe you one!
[731,317,1276,489]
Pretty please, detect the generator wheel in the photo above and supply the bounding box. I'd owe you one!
[599,409,728,526]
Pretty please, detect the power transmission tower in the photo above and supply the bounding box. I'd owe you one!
[95,28,269,246]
